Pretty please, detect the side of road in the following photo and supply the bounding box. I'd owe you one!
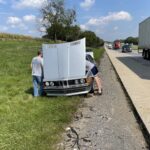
[106,47,150,145]
[58,52,148,150]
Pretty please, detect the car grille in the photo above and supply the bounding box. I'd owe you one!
[44,85,90,95]
[43,78,87,87]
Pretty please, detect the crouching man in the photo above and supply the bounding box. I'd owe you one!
[86,59,103,95]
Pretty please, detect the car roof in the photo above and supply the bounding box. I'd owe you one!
[123,44,130,47]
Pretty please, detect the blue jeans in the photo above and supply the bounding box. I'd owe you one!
[32,76,43,97]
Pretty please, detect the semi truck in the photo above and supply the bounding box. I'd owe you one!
[139,17,150,59]
[113,40,121,49]
[42,38,91,96]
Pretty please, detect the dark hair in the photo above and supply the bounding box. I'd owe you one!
[37,51,42,56]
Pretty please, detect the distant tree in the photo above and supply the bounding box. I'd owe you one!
[119,39,125,43]
[80,31,96,47]
[64,25,81,41]
[41,0,76,41]
[96,37,104,47]
[80,31,104,47]
[44,22,64,40]
[41,0,104,46]
[124,37,138,45]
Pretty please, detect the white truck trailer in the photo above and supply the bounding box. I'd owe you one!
[42,38,91,96]
[139,17,150,59]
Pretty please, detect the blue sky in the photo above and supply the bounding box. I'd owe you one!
[0,0,150,41]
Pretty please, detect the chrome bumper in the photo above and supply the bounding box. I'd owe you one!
[43,84,90,96]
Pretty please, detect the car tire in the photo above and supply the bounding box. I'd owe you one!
[143,50,146,59]
[148,50,150,60]
[146,51,149,59]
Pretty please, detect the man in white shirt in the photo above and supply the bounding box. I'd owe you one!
[31,51,43,96]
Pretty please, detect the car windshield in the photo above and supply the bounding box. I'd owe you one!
[86,48,93,52]
[86,54,95,64]
[123,45,130,48]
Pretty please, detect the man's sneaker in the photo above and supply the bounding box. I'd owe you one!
[98,89,103,95]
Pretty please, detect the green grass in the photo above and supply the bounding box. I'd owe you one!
[93,47,105,63]
[0,33,47,42]
[131,44,138,50]
[87,47,105,63]
[0,40,104,150]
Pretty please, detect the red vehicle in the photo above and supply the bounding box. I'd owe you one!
[113,40,121,49]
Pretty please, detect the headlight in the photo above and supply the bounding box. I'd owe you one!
[80,79,85,84]
[49,81,54,86]
[45,82,49,86]
[75,80,79,85]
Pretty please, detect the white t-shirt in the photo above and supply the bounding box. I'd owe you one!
[86,60,95,77]
[31,56,43,76]
[86,60,94,71]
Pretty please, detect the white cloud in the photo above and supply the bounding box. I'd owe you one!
[23,15,36,22]
[80,24,88,31]
[0,0,6,4]
[79,11,132,41]
[113,26,118,31]
[87,11,132,26]
[13,0,47,9]
[39,27,46,32]
[7,16,27,29]
[7,16,22,25]
[80,0,95,10]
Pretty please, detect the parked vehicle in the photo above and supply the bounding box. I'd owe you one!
[122,44,132,53]
[42,38,91,96]
[86,48,94,58]
[85,53,95,93]
[139,17,150,59]
[107,43,113,49]
[113,40,121,49]
[86,53,96,65]
[86,52,94,60]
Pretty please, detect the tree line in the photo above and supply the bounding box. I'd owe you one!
[41,0,104,47]
[120,36,138,45]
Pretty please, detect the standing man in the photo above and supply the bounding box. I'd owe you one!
[31,50,43,97]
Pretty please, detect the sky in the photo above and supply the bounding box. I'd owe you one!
[0,0,150,41]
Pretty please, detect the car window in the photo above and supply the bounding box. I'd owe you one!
[123,45,130,48]
[86,48,93,52]
[86,54,95,64]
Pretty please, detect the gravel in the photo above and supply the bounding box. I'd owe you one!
[59,52,148,150]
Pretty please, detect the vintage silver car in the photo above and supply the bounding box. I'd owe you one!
[42,38,91,96]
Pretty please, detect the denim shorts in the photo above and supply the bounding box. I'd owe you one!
[91,66,98,76]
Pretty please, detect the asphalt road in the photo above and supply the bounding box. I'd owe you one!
[59,52,148,150]
[110,49,150,80]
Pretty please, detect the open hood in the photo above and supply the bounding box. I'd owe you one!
[42,38,86,81]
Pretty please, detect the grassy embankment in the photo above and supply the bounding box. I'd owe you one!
[132,44,138,50]
[0,39,104,150]
[87,46,105,63]
[93,47,105,63]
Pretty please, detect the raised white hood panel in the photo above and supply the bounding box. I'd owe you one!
[43,38,86,81]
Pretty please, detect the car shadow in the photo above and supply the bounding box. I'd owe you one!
[117,56,150,80]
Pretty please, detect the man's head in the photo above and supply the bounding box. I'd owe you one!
[37,50,43,57]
